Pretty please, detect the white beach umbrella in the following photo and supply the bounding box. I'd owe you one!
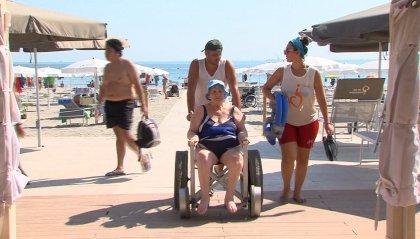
[151,68,169,76]
[62,59,109,124]
[12,65,34,76]
[324,63,360,76]
[61,58,109,76]
[304,56,343,72]
[38,67,63,77]
[245,62,289,74]
[235,67,249,74]
[359,59,390,77]
[135,64,154,75]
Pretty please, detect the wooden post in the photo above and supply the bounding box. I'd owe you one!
[0,203,16,239]
[386,204,415,239]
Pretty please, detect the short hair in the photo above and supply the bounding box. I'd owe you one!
[106,39,124,56]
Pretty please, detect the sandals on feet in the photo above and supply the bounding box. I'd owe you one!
[139,153,152,172]
[105,170,126,177]
[293,197,307,204]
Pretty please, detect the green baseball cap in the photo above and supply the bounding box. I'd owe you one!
[202,39,223,52]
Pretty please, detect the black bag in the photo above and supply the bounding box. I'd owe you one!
[136,118,161,148]
[322,135,338,161]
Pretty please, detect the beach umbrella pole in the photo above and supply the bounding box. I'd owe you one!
[33,48,42,147]
[378,42,382,78]
[94,71,98,124]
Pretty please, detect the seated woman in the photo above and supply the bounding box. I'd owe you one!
[188,80,248,215]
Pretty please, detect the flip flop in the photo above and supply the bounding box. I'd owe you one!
[293,197,307,204]
[139,153,151,172]
[105,170,126,177]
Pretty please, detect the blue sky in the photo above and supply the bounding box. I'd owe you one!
[12,0,389,63]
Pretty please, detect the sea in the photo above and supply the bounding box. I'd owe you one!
[14,59,374,89]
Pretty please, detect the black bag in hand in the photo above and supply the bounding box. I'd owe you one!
[322,135,337,161]
[136,118,161,148]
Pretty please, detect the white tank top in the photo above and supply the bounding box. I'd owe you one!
[281,64,318,126]
[195,58,227,107]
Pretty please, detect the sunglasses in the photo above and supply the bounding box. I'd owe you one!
[284,49,296,54]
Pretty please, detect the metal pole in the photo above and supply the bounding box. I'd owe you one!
[34,48,42,147]
[378,42,382,78]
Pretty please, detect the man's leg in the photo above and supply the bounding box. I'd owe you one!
[112,126,127,172]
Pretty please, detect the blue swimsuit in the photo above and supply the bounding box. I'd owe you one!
[198,105,240,159]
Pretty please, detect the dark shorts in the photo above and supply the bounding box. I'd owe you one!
[104,99,135,130]
[279,121,319,149]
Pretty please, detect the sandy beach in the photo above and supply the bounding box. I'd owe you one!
[18,86,267,139]
[18,86,183,138]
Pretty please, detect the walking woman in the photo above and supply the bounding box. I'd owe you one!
[262,36,334,203]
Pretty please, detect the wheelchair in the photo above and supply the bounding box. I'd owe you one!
[174,144,263,218]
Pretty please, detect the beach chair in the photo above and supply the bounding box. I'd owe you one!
[57,98,91,125]
[147,88,160,101]
[321,78,385,144]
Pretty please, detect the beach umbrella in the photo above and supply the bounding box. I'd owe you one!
[377,4,419,238]
[8,1,108,148]
[61,58,109,75]
[38,67,63,77]
[151,68,169,76]
[135,64,155,75]
[0,4,29,238]
[304,56,342,72]
[11,37,129,53]
[359,59,390,77]
[8,1,107,49]
[62,58,110,124]
[245,62,289,75]
[324,63,360,76]
[235,67,249,74]
[12,65,34,77]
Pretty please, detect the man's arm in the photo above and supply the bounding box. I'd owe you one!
[128,60,148,116]
[187,59,199,117]
[98,64,109,103]
[225,60,241,109]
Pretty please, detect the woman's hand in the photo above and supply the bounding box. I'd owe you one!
[238,132,249,145]
[188,134,199,146]
[324,122,334,136]
[16,123,26,138]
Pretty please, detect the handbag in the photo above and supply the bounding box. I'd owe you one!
[322,135,338,161]
[136,117,161,148]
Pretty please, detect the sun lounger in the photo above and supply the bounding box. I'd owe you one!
[321,78,385,144]
[57,98,91,125]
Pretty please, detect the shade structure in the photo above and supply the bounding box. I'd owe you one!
[12,65,34,76]
[324,63,360,76]
[304,56,342,72]
[135,64,154,75]
[151,68,169,76]
[11,37,129,53]
[359,59,390,76]
[309,3,389,51]
[8,1,107,49]
[244,62,289,75]
[38,67,63,77]
[61,58,109,76]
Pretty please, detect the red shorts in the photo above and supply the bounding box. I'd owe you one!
[279,121,319,148]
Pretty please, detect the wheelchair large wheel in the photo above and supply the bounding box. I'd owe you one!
[179,187,191,218]
[174,151,188,210]
[244,95,257,108]
[248,150,263,216]
[249,185,262,217]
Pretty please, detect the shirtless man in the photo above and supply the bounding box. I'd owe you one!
[98,39,149,177]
